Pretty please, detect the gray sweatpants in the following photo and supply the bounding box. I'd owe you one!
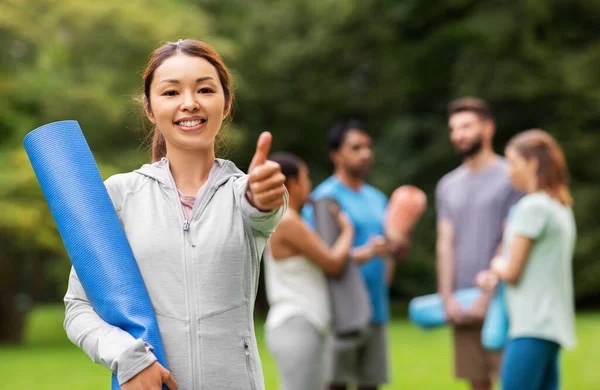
[328,324,389,387]
[266,316,328,390]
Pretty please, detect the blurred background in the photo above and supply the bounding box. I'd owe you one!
[1,0,598,389]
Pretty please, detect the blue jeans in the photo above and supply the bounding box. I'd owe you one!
[501,337,561,390]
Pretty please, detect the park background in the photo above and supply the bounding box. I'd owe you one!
[0,0,598,388]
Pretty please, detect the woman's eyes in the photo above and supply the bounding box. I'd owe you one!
[161,88,214,96]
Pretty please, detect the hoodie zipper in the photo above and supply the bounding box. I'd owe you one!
[165,160,227,389]
[244,338,258,390]
[172,192,199,388]
[183,220,195,247]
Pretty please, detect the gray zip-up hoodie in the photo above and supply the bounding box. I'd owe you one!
[64,157,287,390]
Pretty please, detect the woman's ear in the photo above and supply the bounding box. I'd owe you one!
[223,101,231,119]
[528,156,540,174]
[144,96,156,124]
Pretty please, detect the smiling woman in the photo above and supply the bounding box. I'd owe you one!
[142,40,234,164]
[62,39,288,390]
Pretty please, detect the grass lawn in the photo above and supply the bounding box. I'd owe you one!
[1,305,598,389]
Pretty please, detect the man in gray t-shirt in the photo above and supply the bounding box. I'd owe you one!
[435,98,522,390]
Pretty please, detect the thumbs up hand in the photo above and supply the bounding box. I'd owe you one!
[246,132,286,211]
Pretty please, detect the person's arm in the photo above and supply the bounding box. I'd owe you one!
[465,218,509,322]
[464,284,495,323]
[436,220,455,301]
[491,236,533,284]
[438,220,477,324]
[238,132,288,236]
[350,236,388,264]
[63,268,164,385]
[277,212,354,276]
[385,257,396,286]
[91,177,175,387]
[492,195,546,284]
[350,242,376,264]
[235,174,288,236]
[388,234,412,262]
[352,234,409,267]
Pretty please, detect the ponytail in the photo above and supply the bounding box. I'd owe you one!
[152,130,167,162]
[557,185,573,207]
[507,129,573,207]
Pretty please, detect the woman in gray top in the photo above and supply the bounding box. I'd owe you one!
[477,129,576,390]
[63,39,287,390]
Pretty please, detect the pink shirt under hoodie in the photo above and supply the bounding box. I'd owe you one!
[178,189,195,220]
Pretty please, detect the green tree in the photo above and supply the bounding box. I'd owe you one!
[0,0,233,342]
[198,0,600,304]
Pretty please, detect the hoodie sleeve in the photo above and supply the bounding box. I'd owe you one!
[234,175,288,236]
[62,174,157,384]
[64,268,157,384]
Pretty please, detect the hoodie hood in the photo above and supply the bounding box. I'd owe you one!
[134,157,246,190]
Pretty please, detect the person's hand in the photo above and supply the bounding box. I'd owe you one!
[336,210,354,235]
[388,234,412,261]
[464,293,492,324]
[246,132,286,211]
[121,362,177,390]
[475,270,499,292]
[443,295,464,325]
[368,235,389,258]
[490,255,507,275]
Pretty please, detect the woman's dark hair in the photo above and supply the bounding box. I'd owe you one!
[269,152,304,183]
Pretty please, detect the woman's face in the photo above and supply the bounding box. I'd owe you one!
[506,146,537,193]
[146,53,228,155]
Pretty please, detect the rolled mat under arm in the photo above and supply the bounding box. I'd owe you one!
[408,288,481,329]
[312,198,371,335]
[481,282,509,351]
[409,286,509,350]
[24,120,167,389]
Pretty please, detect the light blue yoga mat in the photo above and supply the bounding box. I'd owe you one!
[409,286,509,350]
[481,282,509,350]
[408,288,481,329]
[24,120,168,389]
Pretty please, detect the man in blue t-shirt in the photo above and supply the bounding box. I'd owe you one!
[302,118,404,390]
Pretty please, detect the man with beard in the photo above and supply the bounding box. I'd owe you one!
[435,98,522,390]
[302,118,397,390]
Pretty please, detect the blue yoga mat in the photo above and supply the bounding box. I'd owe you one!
[24,120,168,389]
[481,283,509,350]
[408,288,480,329]
[409,286,509,350]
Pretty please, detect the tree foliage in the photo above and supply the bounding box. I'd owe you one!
[200,0,600,301]
[1,0,599,341]
[0,0,231,342]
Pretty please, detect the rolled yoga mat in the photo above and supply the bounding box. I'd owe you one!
[24,120,168,390]
[481,282,509,351]
[311,197,372,336]
[408,288,480,329]
[409,286,509,350]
